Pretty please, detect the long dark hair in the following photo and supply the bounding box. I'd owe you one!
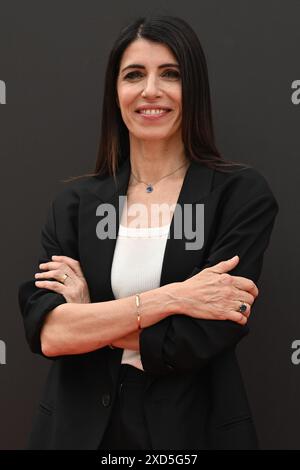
[63,15,250,183]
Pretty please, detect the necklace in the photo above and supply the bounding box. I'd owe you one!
[131,161,189,193]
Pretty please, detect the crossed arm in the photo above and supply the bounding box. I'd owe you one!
[18,174,278,374]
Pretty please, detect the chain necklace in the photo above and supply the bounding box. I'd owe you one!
[130,161,189,193]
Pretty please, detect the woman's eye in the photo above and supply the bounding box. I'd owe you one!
[123,70,180,80]
[124,71,143,80]
[163,70,180,79]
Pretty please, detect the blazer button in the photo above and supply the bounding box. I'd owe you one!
[101,393,111,407]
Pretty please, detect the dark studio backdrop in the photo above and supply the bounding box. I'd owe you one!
[0,0,299,450]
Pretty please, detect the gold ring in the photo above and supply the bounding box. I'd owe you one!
[61,273,69,284]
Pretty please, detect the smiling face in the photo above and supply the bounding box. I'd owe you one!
[116,39,182,141]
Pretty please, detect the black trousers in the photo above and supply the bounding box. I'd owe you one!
[98,364,152,450]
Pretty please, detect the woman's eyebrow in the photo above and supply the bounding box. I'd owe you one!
[121,63,180,73]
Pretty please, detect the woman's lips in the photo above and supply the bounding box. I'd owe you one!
[135,110,171,120]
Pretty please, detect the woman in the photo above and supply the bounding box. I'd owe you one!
[18,15,278,450]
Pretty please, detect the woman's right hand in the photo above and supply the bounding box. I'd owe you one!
[171,255,259,325]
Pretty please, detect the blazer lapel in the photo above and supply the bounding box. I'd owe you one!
[159,158,214,287]
[79,158,131,304]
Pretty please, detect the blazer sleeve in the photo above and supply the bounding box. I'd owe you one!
[18,187,79,358]
[139,169,279,375]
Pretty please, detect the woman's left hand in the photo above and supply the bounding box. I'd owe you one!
[34,255,91,304]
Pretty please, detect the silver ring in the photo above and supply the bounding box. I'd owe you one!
[238,302,247,314]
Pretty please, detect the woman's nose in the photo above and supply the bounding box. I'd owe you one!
[142,76,162,97]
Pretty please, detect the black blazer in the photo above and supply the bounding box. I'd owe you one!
[18,158,278,450]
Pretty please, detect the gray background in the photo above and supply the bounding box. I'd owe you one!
[0,0,299,449]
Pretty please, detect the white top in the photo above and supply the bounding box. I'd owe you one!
[110,222,171,371]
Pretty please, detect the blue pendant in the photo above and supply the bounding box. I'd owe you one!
[146,185,153,193]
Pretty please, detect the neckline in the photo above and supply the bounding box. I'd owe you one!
[119,222,171,229]
[118,222,171,237]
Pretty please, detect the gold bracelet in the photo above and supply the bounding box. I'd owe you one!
[135,293,141,329]
[110,294,141,348]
